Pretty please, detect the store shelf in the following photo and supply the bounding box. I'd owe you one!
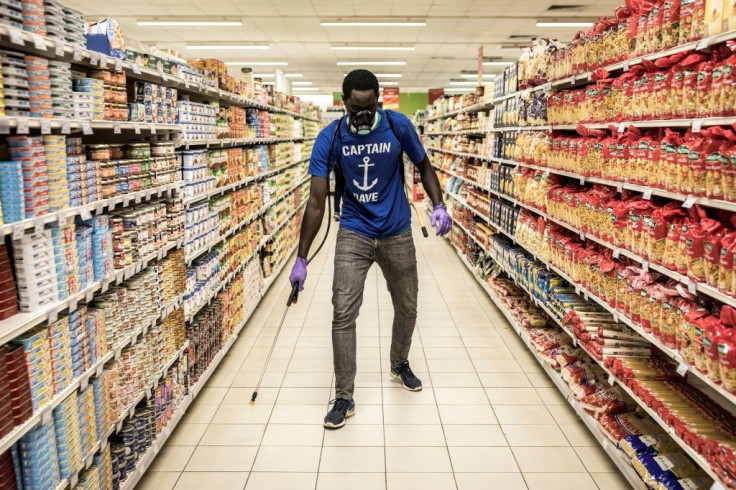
[0,181,182,237]
[424,100,494,122]
[446,239,647,490]
[432,164,491,193]
[184,174,308,264]
[423,129,488,137]
[0,116,179,135]
[119,243,298,490]
[552,116,736,132]
[0,237,183,347]
[0,25,320,123]
[182,156,309,208]
[177,136,316,149]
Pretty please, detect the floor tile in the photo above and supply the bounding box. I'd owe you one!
[574,446,619,473]
[181,402,219,424]
[260,424,324,446]
[245,472,317,490]
[478,372,532,388]
[199,424,266,446]
[430,372,482,387]
[535,387,567,405]
[523,472,597,490]
[448,446,519,472]
[166,424,208,446]
[148,445,196,472]
[384,424,446,446]
[386,472,456,489]
[427,358,476,373]
[385,446,453,472]
[454,473,527,490]
[546,404,582,425]
[383,404,440,424]
[316,473,387,490]
[223,387,278,405]
[443,424,507,447]
[174,472,248,490]
[502,424,570,446]
[493,405,554,425]
[184,446,258,472]
[319,446,386,473]
[195,387,228,405]
[381,387,436,404]
[323,423,384,446]
[559,423,598,447]
[269,404,327,424]
[591,472,632,489]
[438,405,497,425]
[252,446,322,472]
[485,387,542,405]
[512,447,587,473]
[433,387,489,405]
[472,359,522,372]
[346,404,384,424]
[211,404,273,425]
[137,471,180,490]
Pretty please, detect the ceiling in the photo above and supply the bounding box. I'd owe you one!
[67,0,621,94]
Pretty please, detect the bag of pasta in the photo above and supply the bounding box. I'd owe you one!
[661,0,682,48]
[686,212,718,284]
[718,306,736,393]
[718,231,736,295]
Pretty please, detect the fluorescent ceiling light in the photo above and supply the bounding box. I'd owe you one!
[450,81,490,86]
[225,61,288,66]
[331,46,414,51]
[186,44,269,50]
[321,21,426,27]
[536,21,593,27]
[376,74,402,78]
[482,61,514,66]
[285,73,303,78]
[252,73,275,78]
[337,61,407,66]
[380,81,399,86]
[460,73,496,78]
[137,19,242,26]
[444,87,475,92]
[293,87,320,91]
[292,81,312,85]
[261,81,274,85]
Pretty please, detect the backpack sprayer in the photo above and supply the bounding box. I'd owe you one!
[250,114,427,406]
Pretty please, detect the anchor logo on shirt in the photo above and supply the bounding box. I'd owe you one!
[353,156,378,191]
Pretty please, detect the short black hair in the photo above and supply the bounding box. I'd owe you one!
[342,69,379,98]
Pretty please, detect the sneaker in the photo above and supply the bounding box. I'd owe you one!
[323,398,355,429]
[333,213,341,221]
[390,361,423,391]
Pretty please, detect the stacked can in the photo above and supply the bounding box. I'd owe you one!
[160,310,186,363]
[166,200,185,244]
[0,160,25,223]
[49,61,74,119]
[69,307,92,378]
[50,218,79,301]
[187,302,223,384]
[43,135,69,212]
[7,135,50,219]
[2,346,33,433]
[2,50,29,117]
[219,271,243,341]
[75,224,93,291]
[61,6,85,48]
[13,230,59,311]
[0,0,23,29]
[72,76,104,120]
[84,214,113,282]
[47,315,73,395]
[175,99,216,141]
[76,465,100,490]
[0,52,5,116]
[91,372,111,440]
[13,326,53,411]
[66,137,97,207]
[21,0,45,35]
[25,55,52,118]
[14,415,61,490]
[111,406,154,486]
[85,307,106,366]
[93,443,112,489]
[0,244,18,321]
[52,392,83,480]
[42,0,66,45]
[90,69,128,121]
[77,383,98,458]
[158,248,185,304]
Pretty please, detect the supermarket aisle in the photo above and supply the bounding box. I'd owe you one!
[136,218,631,490]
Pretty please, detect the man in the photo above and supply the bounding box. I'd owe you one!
[289,69,451,429]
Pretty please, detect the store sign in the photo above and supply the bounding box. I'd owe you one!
[428,88,444,104]
[383,87,400,110]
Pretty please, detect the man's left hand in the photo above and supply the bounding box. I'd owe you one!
[431,204,452,237]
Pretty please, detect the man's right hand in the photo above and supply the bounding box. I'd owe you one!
[289,257,308,291]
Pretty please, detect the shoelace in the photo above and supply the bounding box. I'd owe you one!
[329,398,351,413]
[395,362,414,377]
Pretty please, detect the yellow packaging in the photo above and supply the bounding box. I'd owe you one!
[706,0,726,34]
[728,0,736,29]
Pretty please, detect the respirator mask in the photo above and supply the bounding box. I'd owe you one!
[349,109,376,135]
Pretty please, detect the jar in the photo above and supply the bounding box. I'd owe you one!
[104,103,114,120]
[125,143,150,159]
[151,142,174,157]
[100,162,116,179]
[87,144,111,161]
[90,70,112,83]
[114,71,126,86]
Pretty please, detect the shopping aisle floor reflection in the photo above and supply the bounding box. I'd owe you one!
[137,219,631,490]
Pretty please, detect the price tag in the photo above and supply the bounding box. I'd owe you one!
[157,188,163,198]
[109,200,117,211]
[61,119,71,134]
[32,34,46,51]
[116,273,124,285]
[145,387,151,399]
[38,118,52,135]
[643,189,653,200]
[80,208,92,221]
[691,119,704,133]
[114,347,122,360]
[16,117,29,134]
[42,409,52,425]
[184,79,190,89]
[134,193,142,204]
[158,68,168,82]
[583,291,589,301]
[54,40,65,57]
[113,122,121,134]
[86,289,94,302]
[572,337,578,347]
[676,362,689,377]
[623,60,630,71]
[132,63,142,74]
[133,122,141,134]
[682,195,697,208]
[687,280,698,295]
[89,52,100,66]
[579,231,586,241]
[579,177,586,185]
[7,26,24,45]
[73,45,83,61]
[608,374,616,385]
[96,363,104,377]
[617,122,627,133]
[711,482,726,490]
[101,282,109,294]
[70,474,79,488]
[81,120,93,135]
[612,248,621,259]
[616,183,623,193]
[95,201,105,214]
[575,285,581,295]
[69,298,78,313]
[696,38,710,51]
[613,311,620,323]
[0,118,9,135]
[34,220,44,234]
[641,261,649,272]
[80,376,89,391]
[149,123,156,134]
[48,308,58,324]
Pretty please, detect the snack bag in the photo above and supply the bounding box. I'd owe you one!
[662,0,683,48]
[718,307,736,392]
[682,303,709,363]
[718,231,736,295]
[703,318,726,383]
[704,221,726,287]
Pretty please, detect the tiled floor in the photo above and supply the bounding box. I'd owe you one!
[137,220,631,490]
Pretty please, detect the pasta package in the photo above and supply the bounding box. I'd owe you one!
[631,451,710,489]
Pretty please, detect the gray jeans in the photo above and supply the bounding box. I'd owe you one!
[332,228,419,401]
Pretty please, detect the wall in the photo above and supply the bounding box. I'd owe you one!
[331,92,429,117]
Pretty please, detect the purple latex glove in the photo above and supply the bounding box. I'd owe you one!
[289,257,308,291]
[431,204,452,237]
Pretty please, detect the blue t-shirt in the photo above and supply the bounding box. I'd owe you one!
[308,109,426,238]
